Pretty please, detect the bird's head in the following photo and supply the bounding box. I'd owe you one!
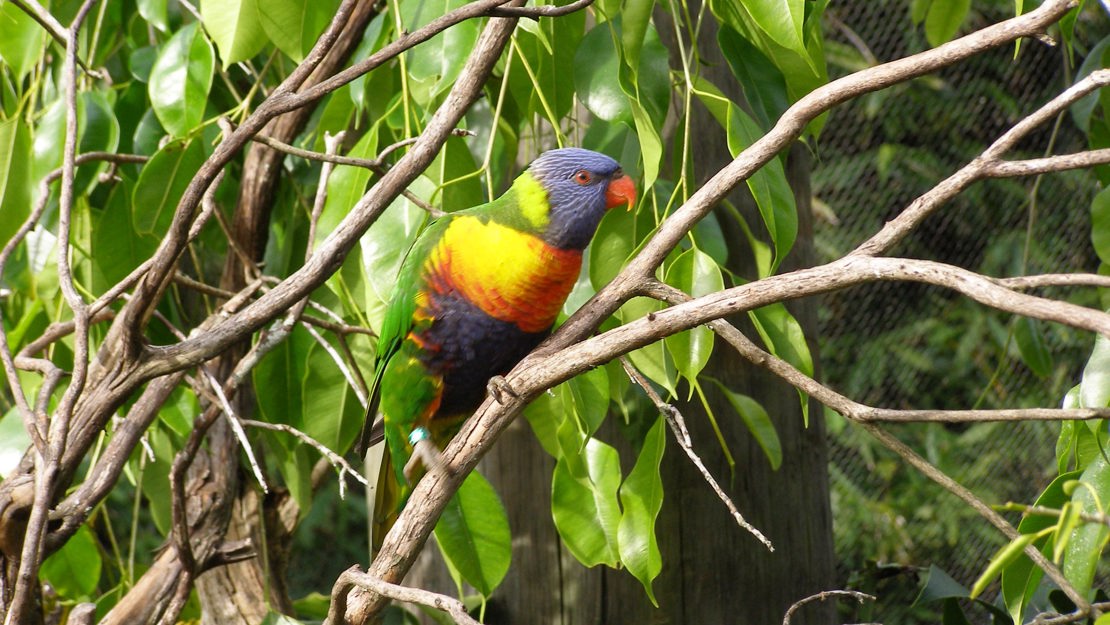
[523,147,637,250]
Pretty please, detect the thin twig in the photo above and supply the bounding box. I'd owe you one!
[250,130,451,217]
[782,590,877,625]
[620,357,773,551]
[241,420,368,499]
[1031,601,1110,625]
[997,502,1110,528]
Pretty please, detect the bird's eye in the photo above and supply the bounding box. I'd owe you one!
[573,170,592,185]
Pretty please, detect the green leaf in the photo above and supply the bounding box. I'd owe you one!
[706,0,826,103]
[93,176,157,290]
[400,0,480,106]
[717,24,790,128]
[970,532,1040,599]
[664,248,723,383]
[359,176,432,333]
[620,297,676,395]
[589,205,637,290]
[74,92,121,194]
[749,303,813,378]
[740,0,805,55]
[434,471,512,598]
[924,0,971,47]
[1090,187,1110,264]
[574,24,631,122]
[137,0,169,31]
[149,22,215,137]
[131,138,207,235]
[259,0,340,62]
[547,367,611,450]
[1063,455,1110,597]
[692,77,796,270]
[552,438,622,567]
[41,525,102,599]
[201,0,268,68]
[31,100,66,190]
[1013,317,1052,378]
[0,0,48,80]
[711,380,782,469]
[619,0,655,73]
[1001,470,1081,623]
[0,117,31,252]
[299,334,363,452]
[749,303,812,423]
[617,416,665,604]
[1080,334,1110,409]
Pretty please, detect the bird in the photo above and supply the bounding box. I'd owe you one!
[361,147,636,527]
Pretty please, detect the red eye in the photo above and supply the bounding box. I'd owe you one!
[573,170,592,185]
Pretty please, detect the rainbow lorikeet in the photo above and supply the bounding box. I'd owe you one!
[362,147,636,519]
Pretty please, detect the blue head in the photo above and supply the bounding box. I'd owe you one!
[526,148,636,250]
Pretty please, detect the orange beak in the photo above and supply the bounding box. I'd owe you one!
[605,173,637,211]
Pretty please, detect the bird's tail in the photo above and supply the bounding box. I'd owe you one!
[369,443,404,554]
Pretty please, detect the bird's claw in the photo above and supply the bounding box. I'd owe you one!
[487,375,518,404]
[404,439,446,482]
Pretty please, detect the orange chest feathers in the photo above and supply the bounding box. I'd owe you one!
[422,216,582,333]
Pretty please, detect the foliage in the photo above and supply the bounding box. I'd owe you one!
[0,0,1108,623]
[0,0,821,619]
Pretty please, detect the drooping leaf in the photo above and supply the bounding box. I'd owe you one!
[1090,187,1110,264]
[692,77,797,270]
[552,438,622,567]
[717,23,790,128]
[1063,455,1110,597]
[617,415,665,604]
[137,0,169,31]
[0,117,32,251]
[149,22,215,137]
[1001,470,1082,623]
[434,471,512,597]
[664,248,723,383]
[711,379,782,470]
[1080,334,1110,409]
[575,24,631,123]
[740,0,806,55]
[1013,317,1052,378]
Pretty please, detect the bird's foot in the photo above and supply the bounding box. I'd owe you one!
[403,429,446,481]
[487,375,519,404]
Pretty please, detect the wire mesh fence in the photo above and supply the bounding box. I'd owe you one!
[815,2,1106,621]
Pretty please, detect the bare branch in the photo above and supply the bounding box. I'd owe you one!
[637,280,1093,609]
[852,67,1110,257]
[998,273,1110,290]
[782,590,876,625]
[328,567,480,625]
[984,148,1110,178]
